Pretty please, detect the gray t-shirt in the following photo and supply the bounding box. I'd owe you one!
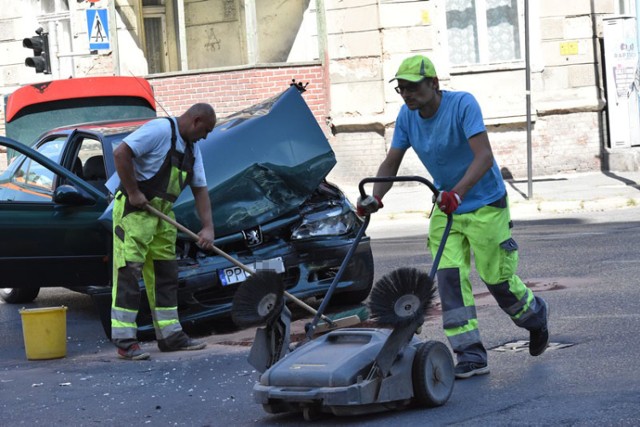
[123,117,207,187]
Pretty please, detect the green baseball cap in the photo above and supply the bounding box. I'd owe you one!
[390,55,437,83]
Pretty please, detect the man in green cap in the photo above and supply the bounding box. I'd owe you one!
[357,55,550,379]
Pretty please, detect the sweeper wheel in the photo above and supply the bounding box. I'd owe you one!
[412,340,455,407]
[262,403,287,414]
[302,405,323,421]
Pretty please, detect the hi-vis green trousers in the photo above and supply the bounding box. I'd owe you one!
[427,200,547,364]
[111,195,183,349]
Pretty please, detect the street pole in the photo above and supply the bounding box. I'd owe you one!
[108,0,120,75]
[636,0,640,127]
[525,0,533,199]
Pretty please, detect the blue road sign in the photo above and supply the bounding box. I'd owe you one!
[86,9,110,50]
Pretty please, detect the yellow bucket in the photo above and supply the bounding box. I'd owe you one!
[19,306,68,360]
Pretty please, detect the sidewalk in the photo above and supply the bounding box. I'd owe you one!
[341,170,640,224]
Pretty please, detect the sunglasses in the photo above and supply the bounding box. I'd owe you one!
[394,80,425,94]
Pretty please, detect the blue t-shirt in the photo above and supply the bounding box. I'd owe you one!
[391,91,505,213]
[123,117,207,187]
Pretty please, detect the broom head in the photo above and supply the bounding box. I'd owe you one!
[231,271,285,327]
[367,267,436,327]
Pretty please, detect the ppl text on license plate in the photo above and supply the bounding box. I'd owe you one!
[218,257,285,286]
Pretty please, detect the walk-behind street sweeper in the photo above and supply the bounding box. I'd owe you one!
[231,176,456,421]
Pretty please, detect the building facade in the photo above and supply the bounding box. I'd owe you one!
[1,0,639,184]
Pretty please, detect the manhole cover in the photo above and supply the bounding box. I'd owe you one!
[491,340,574,353]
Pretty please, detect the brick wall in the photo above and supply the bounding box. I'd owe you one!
[490,112,602,178]
[147,64,329,135]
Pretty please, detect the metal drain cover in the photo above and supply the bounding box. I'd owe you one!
[491,340,574,353]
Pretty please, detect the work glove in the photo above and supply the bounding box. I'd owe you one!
[357,195,384,216]
[435,191,461,214]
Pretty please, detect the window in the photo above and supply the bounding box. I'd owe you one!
[37,0,69,14]
[142,0,169,74]
[30,0,72,78]
[143,16,168,74]
[12,137,66,194]
[75,138,107,192]
[139,0,320,74]
[446,0,521,66]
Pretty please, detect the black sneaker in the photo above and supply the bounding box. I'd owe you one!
[529,300,550,356]
[454,361,490,379]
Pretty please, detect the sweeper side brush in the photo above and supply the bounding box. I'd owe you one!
[231,271,285,327]
[367,267,436,327]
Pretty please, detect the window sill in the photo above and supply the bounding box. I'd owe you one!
[485,114,536,126]
[144,60,322,79]
[448,61,526,75]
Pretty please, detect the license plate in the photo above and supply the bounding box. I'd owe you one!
[218,257,285,286]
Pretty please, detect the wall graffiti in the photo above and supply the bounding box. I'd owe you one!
[204,28,221,52]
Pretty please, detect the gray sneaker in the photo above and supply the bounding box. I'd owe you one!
[454,361,490,379]
[177,338,207,351]
[117,343,150,361]
[158,335,206,352]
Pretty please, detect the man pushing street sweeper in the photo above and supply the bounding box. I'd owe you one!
[357,55,550,379]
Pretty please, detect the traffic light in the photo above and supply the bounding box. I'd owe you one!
[23,27,51,74]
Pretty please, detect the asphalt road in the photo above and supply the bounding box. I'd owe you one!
[1,208,640,425]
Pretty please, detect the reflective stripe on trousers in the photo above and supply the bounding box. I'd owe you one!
[111,195,183,345]
[428,201,547,364]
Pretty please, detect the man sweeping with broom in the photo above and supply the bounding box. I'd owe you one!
[110,103,217,360]
[357,55,550,379]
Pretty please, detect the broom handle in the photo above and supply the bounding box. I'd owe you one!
[144,204,332,322]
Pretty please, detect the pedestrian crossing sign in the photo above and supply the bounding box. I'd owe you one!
[86,8,110,50]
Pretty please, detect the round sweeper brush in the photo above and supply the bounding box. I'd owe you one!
[367,267,436,327]
[231,271,285,327]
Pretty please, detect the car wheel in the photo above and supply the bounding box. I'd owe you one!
[91,292,156,342]
[412,340,455,407]
[0,288,40,304]
[334,249,374,305]
[91,292,112,339]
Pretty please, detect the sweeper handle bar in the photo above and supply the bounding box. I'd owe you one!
[358,175,452,280]
[144,204,335,324]
[305,176,437,338]
[357,175,439,199]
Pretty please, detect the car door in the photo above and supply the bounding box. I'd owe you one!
[0,135,111,288]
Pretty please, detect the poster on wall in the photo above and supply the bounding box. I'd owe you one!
[603,16,640,148]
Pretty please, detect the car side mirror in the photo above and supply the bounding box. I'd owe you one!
[53,184,96,206]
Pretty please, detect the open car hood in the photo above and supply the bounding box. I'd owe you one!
[173,86,336,236]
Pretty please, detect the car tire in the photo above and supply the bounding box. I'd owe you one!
[91,291,156,342]
[91,292,112,339]
[334,249,374,305]
[0,288,40,304]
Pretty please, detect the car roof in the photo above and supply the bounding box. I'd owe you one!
[48,117,154,137]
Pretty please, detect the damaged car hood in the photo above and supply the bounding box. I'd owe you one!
[173,86,337,236]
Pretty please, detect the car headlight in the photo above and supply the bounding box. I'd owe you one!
[291,206,358,240]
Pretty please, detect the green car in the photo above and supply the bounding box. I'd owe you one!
[0,86,374,337]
